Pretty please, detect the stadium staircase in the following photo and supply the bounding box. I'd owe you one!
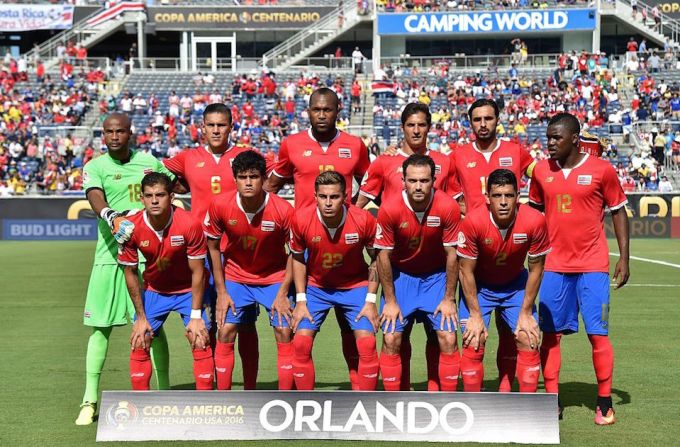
[26,8,147,71]
[602,0,680,46]
[262,3,372,71]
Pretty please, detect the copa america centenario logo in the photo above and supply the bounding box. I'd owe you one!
[107,400,139,430]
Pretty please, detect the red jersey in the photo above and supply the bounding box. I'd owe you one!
[272,129,370,209]
[374,190,461,275]
[456,205,551,286]
[164,145,266,221]
[579,131,605,157]
[528,154,627,273]
[449,139,535,211]
[203,191,293,285]
[118,207,207,294]
[359,149,451,202]
[290,205,376,289]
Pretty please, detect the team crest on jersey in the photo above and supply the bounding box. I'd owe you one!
[435,165,442,175]
[196,162,205,168]
[545,176,554,183]
[399,222,409,229]
[170,235,185,246]
[577,175,592,185]
[345,233,359,244]
[499,157,513,167]
[140,240,150,247]
[312,235,322,243]
[143,168,153,175]
[484,238,493,245]
[426,216,441,227]
[302,150,312,157]
[512,233,528,244]
[228,219,238,226]
[114,173,122,180]
[261,221,276,232]
[338,148,352,159]
[467,162,476,168]
[457,231,466,248]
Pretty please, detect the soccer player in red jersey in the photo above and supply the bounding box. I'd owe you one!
[450,98,536,392]
[529,113,630,424]
[375,154,462,392]
[265,87,370,389]
[289,171,380,391]
[203,150,296,390]
[457,169,550,393]
[118,173,214,391]
[358,103,453,391]
[164,103,260,389]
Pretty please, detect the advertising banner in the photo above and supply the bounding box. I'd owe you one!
[0,5,74,32]
[376,9,597,35]
[647,1,680,19]
[97,390,559,443]
[148,6,334,31]
[3,219,97,241]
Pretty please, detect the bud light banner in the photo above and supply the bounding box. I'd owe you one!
[377,9,596,35]
[0,5,74,32]
[97,391,559,443]
[2,219,98,241]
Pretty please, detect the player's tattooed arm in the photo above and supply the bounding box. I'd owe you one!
[459,256,487,351]
[186,258,209,349]
[377,249,402,333]
[123,265,153,350]
[207,238,235,329]
[517,255,545,349]
[366,248,379,292]
[611,207,630,289]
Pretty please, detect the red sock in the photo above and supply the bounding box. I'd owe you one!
[214,342,235,390]
[589,335,614,397]
[461,346,485,392]
[341,331,360,390]
[426,341,441,391]
[380,352,401,391]
[516,349,541,393]
[192,347,215,390]
[356,336,379,391]
[238,330,259,390]
[399,340,412,391]
[293,334,315,390]
[497,330,518,392]
[130,348,152,390]
[540,332,562,394]
[438,351,461,391]
[277,341,295,391]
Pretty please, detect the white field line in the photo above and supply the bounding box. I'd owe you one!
[609,252,680,269]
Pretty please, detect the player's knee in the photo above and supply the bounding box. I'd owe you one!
[218,324,238,343]
[381,333,402,355]
[274,327,293,343]
[515,331,533,351]
[437,331,459,353]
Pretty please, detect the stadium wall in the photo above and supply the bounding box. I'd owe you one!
[1,194,680,240]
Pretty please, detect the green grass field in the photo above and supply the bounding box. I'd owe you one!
[1,239,679,446]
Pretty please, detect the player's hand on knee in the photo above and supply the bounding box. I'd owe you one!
[514,311,540,350]
[379,301,403,334]
[462,313,486,351]
[291,302,313,333]
[271,292,293,327]
[130,318,153,350]
[215,291,234,329]
[186,318,209,349]
[357,302,379,333]
[434,299,458,332]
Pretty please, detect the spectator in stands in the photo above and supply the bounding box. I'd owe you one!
[352,47,366,74]
[627,37,638,54]
[659,175,673,192]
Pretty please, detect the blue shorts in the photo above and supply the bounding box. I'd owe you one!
[380,269,455,333]
[538,272,610,335]
[297,286,374,332]
[137,290,211,336]
[224,281,294,328]
[459,270,537,332]
[205,258,258,324]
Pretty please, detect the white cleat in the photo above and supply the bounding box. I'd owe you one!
[75,402,96,426]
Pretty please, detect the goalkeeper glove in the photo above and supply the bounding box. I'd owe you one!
[100,207,135,244]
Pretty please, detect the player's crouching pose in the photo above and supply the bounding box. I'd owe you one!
[118,173,214,391]
[290,171,380,391]
[456,169,550,393]
[375,154,462,391]
[203,150,296,390]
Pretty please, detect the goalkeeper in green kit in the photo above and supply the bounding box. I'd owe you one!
[76,113,176,425]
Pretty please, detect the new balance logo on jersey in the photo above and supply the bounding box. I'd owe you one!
[546,176,554,183]
[467,162,476,168]
[345,233,359,244]
[170,235,185,246]
[426,216,441,227]
[196,162,205,168]
[261,221,276,232]
[338,148,352,158]
[140,240,150,247]
[399,222,409,229]
[114,173,122,180]
[499,157,513,167]
[228,219,238,226]
[303,150,312,157]
[577,175,592,185]
[513,233,528,244]
[312,236,322,243]
[484,238,493,245]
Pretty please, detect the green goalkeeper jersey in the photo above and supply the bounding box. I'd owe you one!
[83,150,175,265]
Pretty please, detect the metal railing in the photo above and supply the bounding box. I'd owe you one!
[379,53,562,70]
[610,0,680,44]
[125,56,356,73]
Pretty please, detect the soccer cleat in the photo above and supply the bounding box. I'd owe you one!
[594,406,616,425]
[558,397,564,420]
[75,402,97,426]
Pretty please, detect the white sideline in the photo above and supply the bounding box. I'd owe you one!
[610,284,678,287]
[609,252,680,269]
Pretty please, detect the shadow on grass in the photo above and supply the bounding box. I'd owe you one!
[171,381,353,390]
[559,382,631,411]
